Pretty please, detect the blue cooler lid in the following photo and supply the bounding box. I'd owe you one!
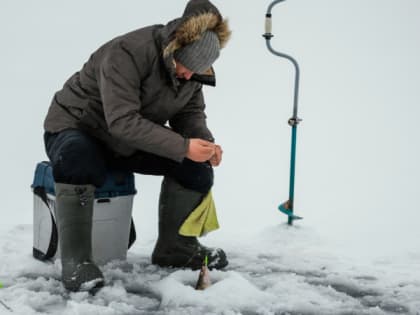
[31,161,137,198]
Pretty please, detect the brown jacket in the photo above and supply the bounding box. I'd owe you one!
[44,0,230,162]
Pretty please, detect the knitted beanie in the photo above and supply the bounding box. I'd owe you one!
[173,30,220,73]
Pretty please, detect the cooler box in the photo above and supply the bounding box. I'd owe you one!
[31,161,137,265]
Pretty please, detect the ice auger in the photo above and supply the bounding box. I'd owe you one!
[263,0,303,225]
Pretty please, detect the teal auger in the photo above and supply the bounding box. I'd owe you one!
[263,0,303,225]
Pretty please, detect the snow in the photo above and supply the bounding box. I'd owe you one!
[1,0,420,314]
[1,224,419,315]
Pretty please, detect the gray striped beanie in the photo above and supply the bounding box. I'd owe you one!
[174,30,220,73]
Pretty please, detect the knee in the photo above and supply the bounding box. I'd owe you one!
[172,159,214,194]
[49,131,107,186]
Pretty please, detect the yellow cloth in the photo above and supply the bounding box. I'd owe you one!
[179,191,219,237]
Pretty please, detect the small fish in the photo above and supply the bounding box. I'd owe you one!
[195,256,211,290]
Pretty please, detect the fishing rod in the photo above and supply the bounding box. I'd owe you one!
[0,299,13,312]
[263,0,303,225]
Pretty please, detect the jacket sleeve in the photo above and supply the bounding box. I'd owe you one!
[169,85,215,142]
[98,44,189,162]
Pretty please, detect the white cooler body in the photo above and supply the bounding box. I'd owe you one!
[32,161,137,265]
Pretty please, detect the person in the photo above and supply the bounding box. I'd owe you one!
[42,0,231,292]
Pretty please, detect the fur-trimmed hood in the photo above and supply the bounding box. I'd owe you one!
[163,0,231,58]
[155,0,231,86]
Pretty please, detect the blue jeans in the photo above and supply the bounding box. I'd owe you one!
[44,129,213,194]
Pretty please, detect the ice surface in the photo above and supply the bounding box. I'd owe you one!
[1,0,420,313]
[0,224,419,315]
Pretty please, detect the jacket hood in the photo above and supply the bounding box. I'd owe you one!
[154,0,231,87]
[163,0,231,58]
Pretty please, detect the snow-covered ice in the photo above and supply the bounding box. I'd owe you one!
[0,224,419,315]
[1,0,420,314]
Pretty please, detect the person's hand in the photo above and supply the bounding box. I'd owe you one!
[210,145,223,167]
[186,139,216,162]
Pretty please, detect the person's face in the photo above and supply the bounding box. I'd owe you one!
[174,60,194,80]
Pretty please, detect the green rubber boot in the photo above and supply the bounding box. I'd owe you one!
[151,177,228,270]
[55,183,104,292]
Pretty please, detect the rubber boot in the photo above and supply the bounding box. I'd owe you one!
[55,183,104,292]
[151,177,228,270]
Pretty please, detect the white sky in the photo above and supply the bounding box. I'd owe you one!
[1,0,420,261]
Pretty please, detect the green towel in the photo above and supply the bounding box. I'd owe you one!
[179,191,220,237]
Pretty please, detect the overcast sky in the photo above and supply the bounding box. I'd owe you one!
[1,0,420,261]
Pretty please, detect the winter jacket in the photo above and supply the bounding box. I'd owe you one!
[44,0,230,162]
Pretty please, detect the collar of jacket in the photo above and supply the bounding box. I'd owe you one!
[191,69,216,87]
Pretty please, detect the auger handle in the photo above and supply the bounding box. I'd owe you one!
[263,0,300,122]
[264,0,286,36]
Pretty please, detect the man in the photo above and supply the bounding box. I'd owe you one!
[43,0,231,292]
